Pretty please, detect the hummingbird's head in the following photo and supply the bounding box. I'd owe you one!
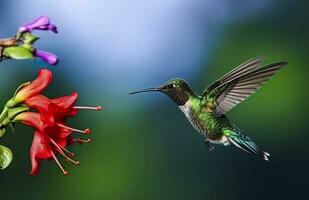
[129,78,194,106]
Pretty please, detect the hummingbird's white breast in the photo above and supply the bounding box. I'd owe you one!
[179,101,205,135]
[179,101,230,145]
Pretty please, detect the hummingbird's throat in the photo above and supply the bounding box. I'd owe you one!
[165,90,189,106]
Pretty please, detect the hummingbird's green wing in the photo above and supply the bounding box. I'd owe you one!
[202,57,287,117]
[202,56,265,95]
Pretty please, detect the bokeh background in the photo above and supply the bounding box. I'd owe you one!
[0,0,308,199]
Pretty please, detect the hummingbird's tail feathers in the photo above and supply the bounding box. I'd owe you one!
[228,133,270,161]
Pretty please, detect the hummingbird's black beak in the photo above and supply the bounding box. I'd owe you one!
[129,87,160,95]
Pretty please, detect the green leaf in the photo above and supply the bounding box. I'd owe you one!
[22,44,35,51]
[22,33,39,45]
[0,145,13,170]
[3,46,34,60]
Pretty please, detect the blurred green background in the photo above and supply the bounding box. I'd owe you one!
[0,0,308,199]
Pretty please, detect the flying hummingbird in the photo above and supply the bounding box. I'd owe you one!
[129,56,287,161]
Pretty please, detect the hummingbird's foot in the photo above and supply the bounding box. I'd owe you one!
[205,140,215,152]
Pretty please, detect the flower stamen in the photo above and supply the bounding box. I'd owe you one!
[51,140,75,157]
[49,138,80,165]
[66,157,80,165]
[73,106,103,110]
[73,138,92,145]
[60,146,75,157]
[56,123,91,134]
[50,150,68,175]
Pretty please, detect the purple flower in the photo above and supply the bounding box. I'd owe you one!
[34,49,58,65]
[19,16,58,33]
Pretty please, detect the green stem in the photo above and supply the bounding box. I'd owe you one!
[0,105,29,128]
[7,105,29,121]
[0,106,8,123]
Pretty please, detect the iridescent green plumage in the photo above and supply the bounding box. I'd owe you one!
[130,56,287,161]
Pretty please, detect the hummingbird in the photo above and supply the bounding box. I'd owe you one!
[129,56,287,161]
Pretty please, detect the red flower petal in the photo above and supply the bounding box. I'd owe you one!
[24,95,54,125]
[14,112,44,132]
[25,92,78,119]
[24,95,50,110]
[49,92,78,113]
[14,69,52,103]
[29,130,52,176]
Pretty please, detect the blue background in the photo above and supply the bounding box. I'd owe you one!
[0,0,308,199]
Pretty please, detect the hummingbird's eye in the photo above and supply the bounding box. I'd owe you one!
[167,84,173,89]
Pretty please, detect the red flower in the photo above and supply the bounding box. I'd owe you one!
[8,69,52,107]
[14,112,73,176]
[25,92,102,131]
[8,69,103,175]
[13,93,102,175]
